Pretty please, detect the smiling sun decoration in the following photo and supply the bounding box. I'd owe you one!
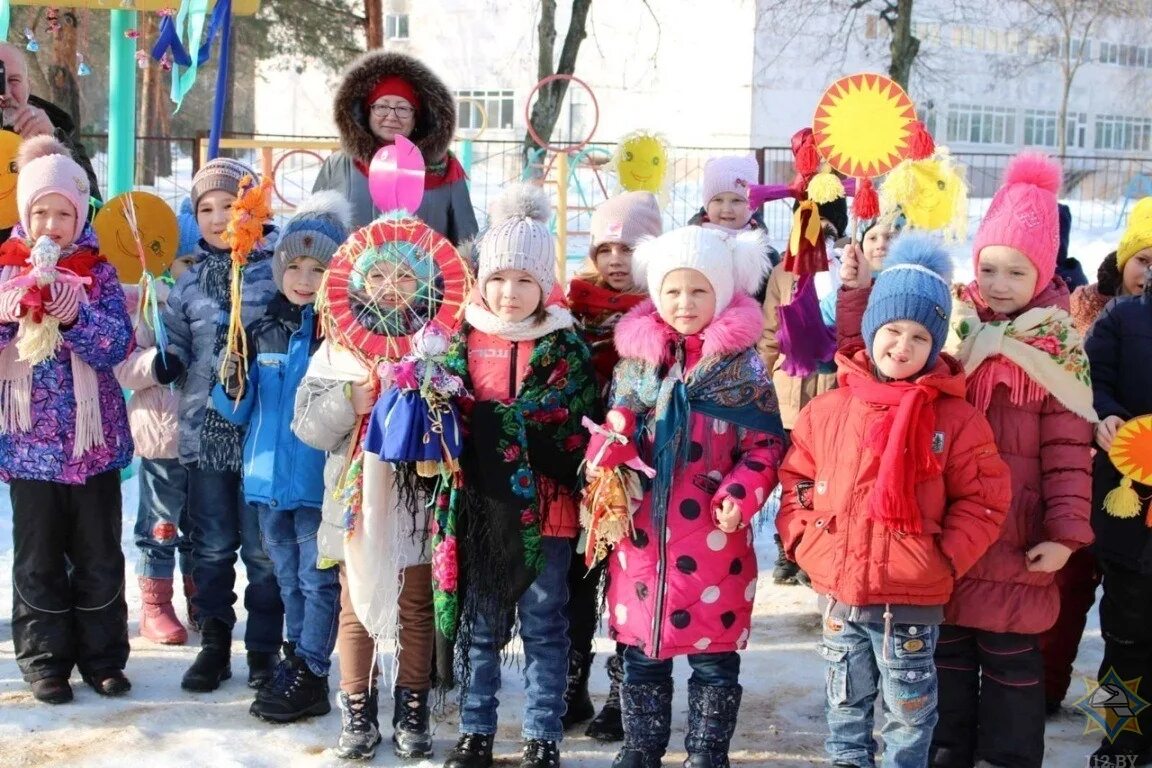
[812,74,916,179]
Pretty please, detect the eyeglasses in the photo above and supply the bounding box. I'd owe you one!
[370,103,414,119]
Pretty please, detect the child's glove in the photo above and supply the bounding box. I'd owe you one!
[0,287,24,323]
[152,353,186,386]
[220,351,246,398]
[44,282,83,325]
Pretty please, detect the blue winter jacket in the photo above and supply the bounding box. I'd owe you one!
[211,294,325,509]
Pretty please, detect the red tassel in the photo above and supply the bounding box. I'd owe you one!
[852,177,880,220]
[908,120,935,160]
[795,135,820,177]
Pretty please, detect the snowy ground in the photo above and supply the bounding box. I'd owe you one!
[0,476,1109,768]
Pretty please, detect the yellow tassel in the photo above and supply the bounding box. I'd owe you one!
[16,317,63,366]
[807,166,845,204]
[1104,477,1143,519]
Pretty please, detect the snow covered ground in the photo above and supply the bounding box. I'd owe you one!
[0,226,1123,766]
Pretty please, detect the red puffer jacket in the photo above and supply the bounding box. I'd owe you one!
[837,279,1095,634]
[778,347,1011,608]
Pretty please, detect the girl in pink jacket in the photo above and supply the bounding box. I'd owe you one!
[603,226,785,768]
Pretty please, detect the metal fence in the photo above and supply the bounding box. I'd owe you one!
[80,134,1152,248]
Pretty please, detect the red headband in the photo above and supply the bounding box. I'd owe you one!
[366,77,420,113]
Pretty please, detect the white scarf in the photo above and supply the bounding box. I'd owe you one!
[464,302,575,341]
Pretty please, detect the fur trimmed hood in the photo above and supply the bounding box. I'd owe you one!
[614,293,763,365]
[333,51,457,165]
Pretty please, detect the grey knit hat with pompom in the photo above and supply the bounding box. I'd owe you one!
[476,184,555,296]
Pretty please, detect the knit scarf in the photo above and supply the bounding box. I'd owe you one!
[611,339,785,533]
[436,326,599,647]
[948,298,1096,423]
[845,369,942,534]
[463,301,574,341]
[0,235,107,458]
[568,278,646,388]
[196,247,245,472]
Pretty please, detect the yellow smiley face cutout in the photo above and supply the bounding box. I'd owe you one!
[881,150,969,240]
[94,192,179,283]
[0,130,23,229]
[615,131,668,194]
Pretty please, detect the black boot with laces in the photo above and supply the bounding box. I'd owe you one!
[392,686,433,758]
[249,655,331,723]
[443,733,494,768]
[519,738,560,768]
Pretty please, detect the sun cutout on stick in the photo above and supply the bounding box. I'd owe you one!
[812,74,916,179]
[1103,415,1152,523]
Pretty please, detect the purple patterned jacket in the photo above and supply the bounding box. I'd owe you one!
[0,258,134,484]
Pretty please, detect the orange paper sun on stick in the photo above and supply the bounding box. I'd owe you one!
[812,73,917,180]
[1104,415,1152,524]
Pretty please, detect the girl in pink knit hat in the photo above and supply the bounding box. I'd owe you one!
[0,136,134,704]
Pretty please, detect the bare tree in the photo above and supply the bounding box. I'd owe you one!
[1017,0,1140,157]
[522,0,594,164]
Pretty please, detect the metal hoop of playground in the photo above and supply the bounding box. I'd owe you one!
[522,74,601,285]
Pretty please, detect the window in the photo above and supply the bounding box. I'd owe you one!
[1098,41,1152,68]
[945,104,1017,145]
[385,14,409,40]
[455,90,514,131]
[1095,114,1152,152]
[1023,109,1087,149]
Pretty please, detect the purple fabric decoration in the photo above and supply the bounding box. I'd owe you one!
[777,273,836,378]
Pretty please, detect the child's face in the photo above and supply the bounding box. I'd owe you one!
[364,261,418,310]
[593,242,634,291]
[1121,247,1152,296]
[862,226,895,270]
[706,192,751,229]
[977,245,1038,315]
[483,268,542,323]
[28,193,77,247]
[169,255,196,281]
[196,190,236,250]
[658,268,716,336]
[872,319,933,381]
[281,256,326,306]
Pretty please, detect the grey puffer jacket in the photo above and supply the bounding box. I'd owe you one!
[314,50,478,242]
[164,232,278,467]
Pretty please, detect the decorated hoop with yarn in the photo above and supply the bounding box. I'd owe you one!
[1104,415,1152,524]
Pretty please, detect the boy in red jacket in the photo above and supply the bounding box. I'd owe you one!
[778,234,1011,768]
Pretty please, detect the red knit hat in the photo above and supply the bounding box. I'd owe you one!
[365,76,421,112]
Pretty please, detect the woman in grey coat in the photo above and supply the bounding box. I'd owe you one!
[313,50,479,244]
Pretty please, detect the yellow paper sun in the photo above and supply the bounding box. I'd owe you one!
[812,74,916,179]
[1110,415,1152,485]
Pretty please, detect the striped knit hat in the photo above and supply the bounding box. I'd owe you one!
[477,184,555,296]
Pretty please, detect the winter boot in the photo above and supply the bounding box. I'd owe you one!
[392,686,433,758]
[30,677,73,705]
[247,648,282,689]
[336,688,382,760]
[250,655,331,723]
[443,733,494,768]
[771,534,800,585]
[181,617,233,692]
[611,680,673,768]
[82,669,132,697]
[561,649,595,729]
[683,681,742,768]
[255,642,301,703]
[520,739,560,768]
[182,574,202,632]
[138,576,188,645]
[586,651,624,741]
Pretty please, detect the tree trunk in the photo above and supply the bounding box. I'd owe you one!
[522,0,593,167]
[366,0,383,49]
[1058,69,1071,159]
[887,0,919,89]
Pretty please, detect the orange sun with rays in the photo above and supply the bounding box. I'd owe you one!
[1110,415,1152,485]
[812,74,916,179]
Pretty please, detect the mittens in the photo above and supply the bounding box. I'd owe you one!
[152,352,186,386]
[0,288,24,323]
[44,282,84,325]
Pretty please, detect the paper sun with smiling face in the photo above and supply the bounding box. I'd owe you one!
[614,130,669,200]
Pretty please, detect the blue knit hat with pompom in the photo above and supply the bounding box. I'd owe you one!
[862,232,954,368]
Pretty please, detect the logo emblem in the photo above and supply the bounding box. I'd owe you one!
[1073,668,1151,743]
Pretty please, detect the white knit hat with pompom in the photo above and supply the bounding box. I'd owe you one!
[477,183,555,296]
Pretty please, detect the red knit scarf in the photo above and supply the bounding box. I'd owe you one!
[845,370,943,534]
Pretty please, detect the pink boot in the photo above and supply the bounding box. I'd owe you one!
[139,577,188,645]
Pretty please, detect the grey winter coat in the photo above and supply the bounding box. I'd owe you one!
[164,234,278,466]
[315,50,478,244]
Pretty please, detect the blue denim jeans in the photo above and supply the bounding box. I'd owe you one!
[256,504,340,676]
[461,536,571,742]
[134,458,192,579]
[820,619,939,768]
[623,645,741,687]
[185,466,283,652]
